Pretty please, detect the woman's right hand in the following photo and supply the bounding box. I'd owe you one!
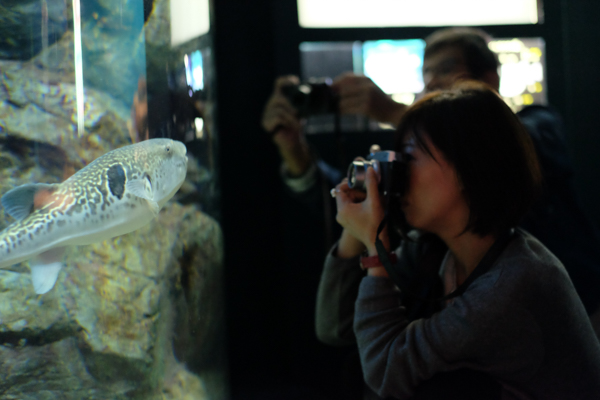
[334,168,389,257]
[337,228,367,259]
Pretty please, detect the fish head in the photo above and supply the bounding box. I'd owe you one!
[142,139,188,207]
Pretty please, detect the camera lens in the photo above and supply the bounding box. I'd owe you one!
[347,159,377,191]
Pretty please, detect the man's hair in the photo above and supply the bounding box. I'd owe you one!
[425,28,499,79]
[394,81,542,237]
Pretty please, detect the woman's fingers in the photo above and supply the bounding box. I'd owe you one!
[334,179,351,205]
[365,166,380,197]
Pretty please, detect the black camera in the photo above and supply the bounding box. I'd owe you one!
[347,144,408,198]
[281,80,339,118]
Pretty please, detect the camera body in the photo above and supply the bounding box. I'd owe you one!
[347,145,407,198]
[281,80,339,118]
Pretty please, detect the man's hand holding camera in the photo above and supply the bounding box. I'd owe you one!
[262,73,410,178]
[261,75,312,177]
[332,73,407,126]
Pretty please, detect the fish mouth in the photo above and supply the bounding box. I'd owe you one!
[176,155,188,168]
[174,141,188,156]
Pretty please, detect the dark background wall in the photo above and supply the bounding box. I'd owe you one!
[211,0,285,397]
[559,0,600,225]
[212,0,600,398]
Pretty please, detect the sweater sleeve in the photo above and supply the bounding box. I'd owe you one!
[315,244,365,346]
[354,270,545,399]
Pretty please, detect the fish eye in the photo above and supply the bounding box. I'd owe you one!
[165,145,171,152]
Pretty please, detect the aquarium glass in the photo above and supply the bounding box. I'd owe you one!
[0,1,227,399]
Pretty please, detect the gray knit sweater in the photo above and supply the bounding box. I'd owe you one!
[317,231,600,399]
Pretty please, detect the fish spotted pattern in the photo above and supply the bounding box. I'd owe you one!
[0,138,188,294]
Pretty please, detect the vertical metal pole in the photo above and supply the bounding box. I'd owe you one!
[72,0,85,137]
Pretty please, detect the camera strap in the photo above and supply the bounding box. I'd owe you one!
[374,216,515,302]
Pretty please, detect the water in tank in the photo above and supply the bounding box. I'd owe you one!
[0,0,227,398]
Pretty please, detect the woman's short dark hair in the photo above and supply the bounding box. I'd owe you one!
[425,28,499,79]
[395,81,542,237]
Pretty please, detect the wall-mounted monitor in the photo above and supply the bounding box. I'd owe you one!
[185,50,205,92]
[361,39,426,106]
[298,0,543,28]
[491,37,546,111]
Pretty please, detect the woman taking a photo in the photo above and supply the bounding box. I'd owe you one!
[318,81,600,399]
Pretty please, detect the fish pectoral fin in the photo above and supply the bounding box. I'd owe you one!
[30,262,63,295]
[126,176,154,201]
[1,183,58,220]
[30,248,65,294]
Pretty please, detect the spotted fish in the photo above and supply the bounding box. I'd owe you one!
[0,138,188,294]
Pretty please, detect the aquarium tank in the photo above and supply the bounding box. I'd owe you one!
[0,0,227,399]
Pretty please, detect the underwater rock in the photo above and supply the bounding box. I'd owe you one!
[67,202,223,365]
[1,0,145,106]
[0,336,210,400]
[145,0,171,47]
[0,46,132,170]
[0,134,222,398]
[1,54,131,132]
[0,337,127,400]
[45,0,148,106]
[0,0,67,61]
[0,200,222,399]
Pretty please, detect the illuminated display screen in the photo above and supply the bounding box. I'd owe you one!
[185,50,204,92]
[492,38,546,111]
[362,39,426,106]
[298,0,542,28]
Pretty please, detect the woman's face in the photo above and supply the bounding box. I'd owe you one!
[401,132,469,235]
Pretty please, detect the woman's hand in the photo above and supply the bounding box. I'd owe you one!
[334,167,388,256]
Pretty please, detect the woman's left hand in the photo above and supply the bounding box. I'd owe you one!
[335,167,387,255]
